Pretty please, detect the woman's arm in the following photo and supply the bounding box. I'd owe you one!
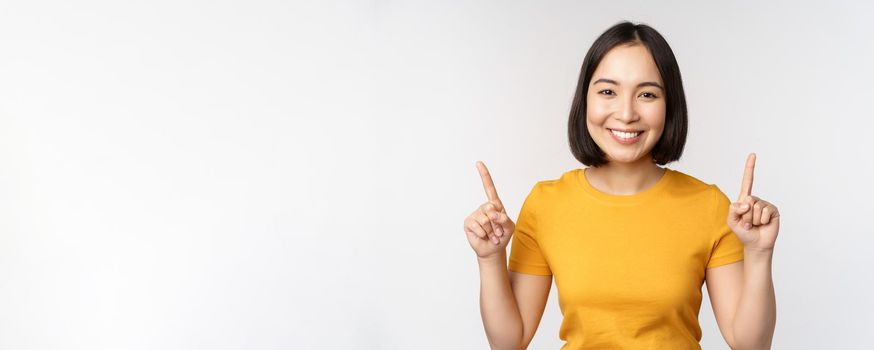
[477,251,551,350]
[711,153,779,349]
[467,162,551,349]
[706,249,777,350]
[731,248,776,349]
[706,249,776,350]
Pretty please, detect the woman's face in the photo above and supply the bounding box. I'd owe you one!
[586,43,666,165]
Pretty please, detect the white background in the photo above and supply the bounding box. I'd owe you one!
[1,1,872,349]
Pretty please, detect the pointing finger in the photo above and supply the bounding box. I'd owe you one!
[739,153,756,200]
[476,161,504,211]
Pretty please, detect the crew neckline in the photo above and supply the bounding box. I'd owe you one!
[576,167,674,205]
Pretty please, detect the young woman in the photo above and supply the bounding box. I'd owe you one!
[463,21,779,349]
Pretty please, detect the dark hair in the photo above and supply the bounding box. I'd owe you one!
[568,21,687,167]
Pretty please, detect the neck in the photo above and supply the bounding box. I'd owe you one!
[585,156,665,195]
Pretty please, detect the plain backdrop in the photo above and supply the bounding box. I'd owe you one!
[1,0,873,349]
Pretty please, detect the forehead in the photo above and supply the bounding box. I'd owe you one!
[592,44,662,84]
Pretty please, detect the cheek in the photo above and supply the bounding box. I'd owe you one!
[585,98,609,125]
[641,103,667,132]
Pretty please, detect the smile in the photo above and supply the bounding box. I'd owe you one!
[608,128,643,144]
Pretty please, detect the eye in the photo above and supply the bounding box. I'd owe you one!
[598,89,615,96]
[639,92,658,99]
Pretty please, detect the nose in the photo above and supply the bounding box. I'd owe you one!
[615,95,639,124]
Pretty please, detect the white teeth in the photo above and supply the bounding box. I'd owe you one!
[610,129,641,139]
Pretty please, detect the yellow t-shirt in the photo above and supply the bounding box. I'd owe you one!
[508,167,745,349]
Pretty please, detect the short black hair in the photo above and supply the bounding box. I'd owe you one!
[568,21,688,167]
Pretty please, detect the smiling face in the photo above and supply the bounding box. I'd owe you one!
[586,43,666,165]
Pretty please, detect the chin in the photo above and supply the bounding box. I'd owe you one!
[605,152,648,164]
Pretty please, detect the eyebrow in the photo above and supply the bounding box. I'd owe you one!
[592,78,664,91]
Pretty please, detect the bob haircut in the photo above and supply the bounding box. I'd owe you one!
[568,21,688,167]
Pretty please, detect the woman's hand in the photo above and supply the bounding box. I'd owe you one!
[463,161,516,260]
[727,153,780,252]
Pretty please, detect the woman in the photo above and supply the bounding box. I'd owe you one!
[463,21,779,349]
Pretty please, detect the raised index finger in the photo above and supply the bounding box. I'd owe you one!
[739,153,756,199]
[476,161,502,205]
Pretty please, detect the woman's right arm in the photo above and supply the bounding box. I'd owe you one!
[466,162,551,349]
[477,252,552,350]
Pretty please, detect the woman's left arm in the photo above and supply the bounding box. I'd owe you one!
[713,153,779,350]
[729,247,777,350]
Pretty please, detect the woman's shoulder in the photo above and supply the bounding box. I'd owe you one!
[529,168,583,194]
[667,168,730,200]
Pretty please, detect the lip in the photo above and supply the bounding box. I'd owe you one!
[608,127,643,133]
[607,128,643,145]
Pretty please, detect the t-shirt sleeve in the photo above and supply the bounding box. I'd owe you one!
[508,183,552,276]
[706,186,745,268]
